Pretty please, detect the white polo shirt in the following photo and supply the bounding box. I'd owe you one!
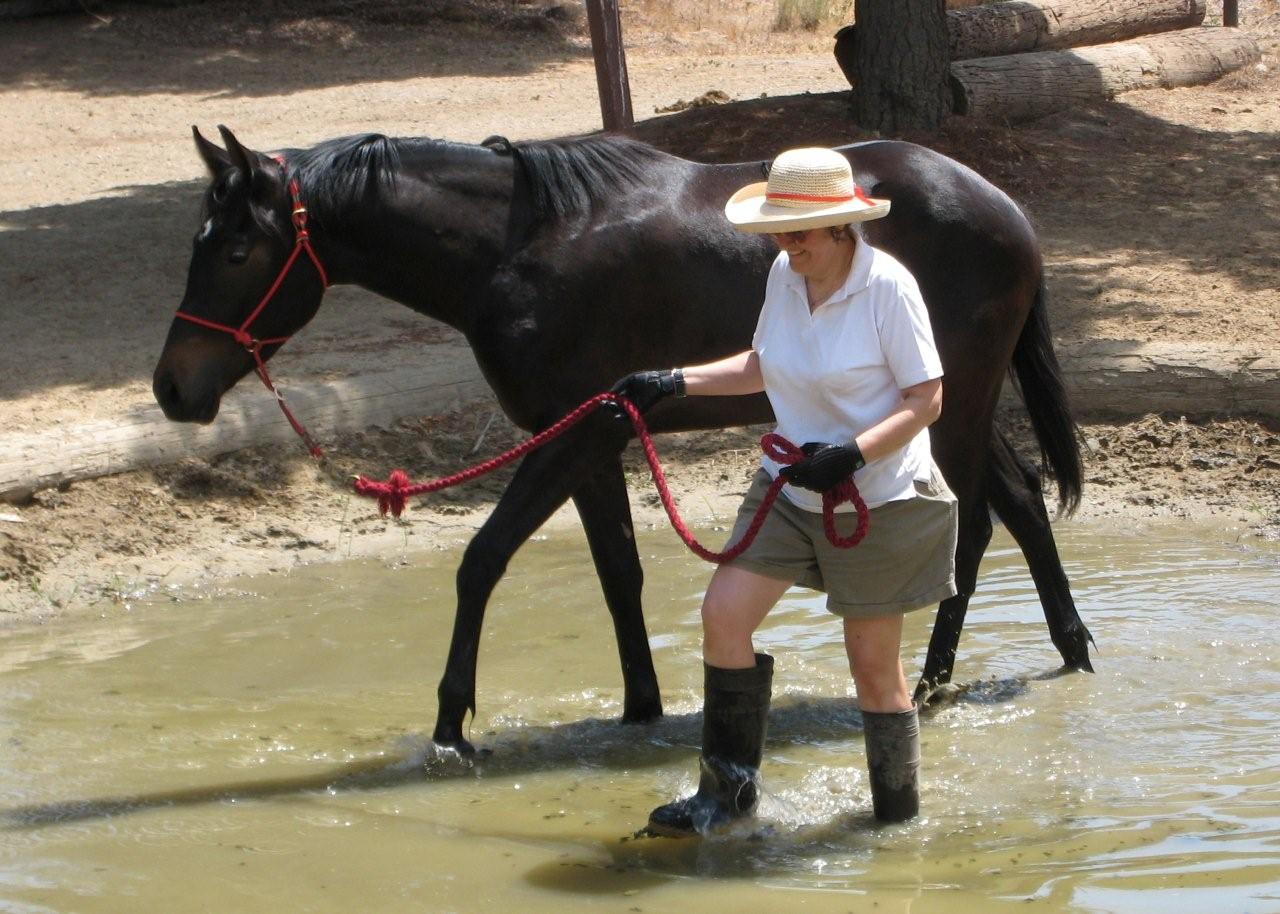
[753,242,943,512]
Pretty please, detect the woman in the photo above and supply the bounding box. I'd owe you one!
[613,147,958,838]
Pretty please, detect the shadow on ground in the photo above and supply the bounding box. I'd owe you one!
[3,86,1275,404]
[630,88,1279,342]
[0,1,587,97]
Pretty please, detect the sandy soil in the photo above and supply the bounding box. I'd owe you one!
[1,1,1278,623]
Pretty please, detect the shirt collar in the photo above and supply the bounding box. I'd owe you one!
[781,240,876,306]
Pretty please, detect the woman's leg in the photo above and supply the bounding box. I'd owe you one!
[844,612,920,822]
[702,564,794,668]
[842,613,912,712]
[647,565,790,837]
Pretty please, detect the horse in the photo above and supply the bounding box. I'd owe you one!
[153,125,1094,753]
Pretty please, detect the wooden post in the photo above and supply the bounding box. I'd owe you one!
[1223,0,1238,26]
[584,0,634,131]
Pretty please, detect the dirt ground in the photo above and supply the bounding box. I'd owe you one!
[1,0,1278,623]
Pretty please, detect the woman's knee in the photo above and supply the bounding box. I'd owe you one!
[699,566,789,647]
[701,589,754,644]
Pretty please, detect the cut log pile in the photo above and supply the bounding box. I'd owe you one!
[835,0,1263,122]
[953,26,1263,119]
[948,0,1208,60]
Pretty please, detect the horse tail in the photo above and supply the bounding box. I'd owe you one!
[1009,279,1083,516]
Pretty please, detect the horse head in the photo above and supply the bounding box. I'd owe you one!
[152,126,327,423]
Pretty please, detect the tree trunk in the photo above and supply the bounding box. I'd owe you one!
[852,0,951,132]
[949,0,1206,61]
[950,27,1261,121]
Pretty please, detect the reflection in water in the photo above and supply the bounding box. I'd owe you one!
[0,526,1277,913]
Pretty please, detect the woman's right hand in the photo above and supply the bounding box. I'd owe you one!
[610,370,682,414]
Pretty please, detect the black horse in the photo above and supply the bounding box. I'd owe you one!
[153,126,1093,752]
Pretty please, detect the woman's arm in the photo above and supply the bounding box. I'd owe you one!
[682,350,765,397]
[854,378,943,464]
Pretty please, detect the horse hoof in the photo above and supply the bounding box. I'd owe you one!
[912,677,948,707]
[431,726,476,757]
[914,681,967,713]
[621,702,663,725]
[1054,625,1096,673]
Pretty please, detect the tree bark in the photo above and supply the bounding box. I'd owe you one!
[852,0,951,132]
[948,0,1206,61]
[950,27,1261,121]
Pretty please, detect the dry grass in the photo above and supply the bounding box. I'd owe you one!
[772,0,852,33]
[621,0,847,51]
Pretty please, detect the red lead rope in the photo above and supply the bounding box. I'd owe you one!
[174,161,868,562]
[353,393,869,564]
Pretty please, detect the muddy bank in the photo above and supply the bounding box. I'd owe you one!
[2,398,1277,624]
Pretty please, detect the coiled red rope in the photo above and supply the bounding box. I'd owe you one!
[352,393,869,564]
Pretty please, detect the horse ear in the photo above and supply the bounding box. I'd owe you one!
[217,125,255,178]
[193,126,231,176]
[217,124,279,200]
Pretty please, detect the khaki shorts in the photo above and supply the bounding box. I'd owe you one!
[725,468,959,619]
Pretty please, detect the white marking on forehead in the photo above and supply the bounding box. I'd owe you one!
[198,218,214,242]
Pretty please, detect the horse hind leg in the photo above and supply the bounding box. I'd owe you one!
[915,489,993,706]
[571,457,663,725]
[987,428,1095,673]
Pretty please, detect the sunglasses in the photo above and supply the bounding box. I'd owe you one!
[770,229,817,243]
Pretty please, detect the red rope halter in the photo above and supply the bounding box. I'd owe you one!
[353,393,869,564]
[173,155,329,457]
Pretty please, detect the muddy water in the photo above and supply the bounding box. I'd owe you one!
[1,525,1278,913]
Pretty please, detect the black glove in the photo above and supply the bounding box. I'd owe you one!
[779,441,866,492]
[610,369,684,414]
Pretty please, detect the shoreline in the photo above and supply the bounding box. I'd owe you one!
[3,402,1277,632]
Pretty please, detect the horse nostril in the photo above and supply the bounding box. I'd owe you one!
[153,370,183,418]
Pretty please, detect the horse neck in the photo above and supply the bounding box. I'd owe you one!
[309,145,514,332]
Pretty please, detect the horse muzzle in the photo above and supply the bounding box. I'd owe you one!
[152,362,223,424]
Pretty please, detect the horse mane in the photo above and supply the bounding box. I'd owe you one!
[287,132,669,228]
[287,133,404,222]
[488,134,670,225]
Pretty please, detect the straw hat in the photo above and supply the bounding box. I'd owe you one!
[724,147,890,233]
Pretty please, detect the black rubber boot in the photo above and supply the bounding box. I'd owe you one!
[646,653,774,838]
[862,704,921,823]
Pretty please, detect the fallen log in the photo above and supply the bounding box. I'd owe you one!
[950,27,1261,121]
[4,340,1275,503]
[948,0,1206,61]
[1008,341,1280,422]
[0,359,489,505]
[836,0,1205,81]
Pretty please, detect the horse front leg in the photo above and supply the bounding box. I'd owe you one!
[433,415,627,753]
[571,456,662,725]
[985,429,1094,673]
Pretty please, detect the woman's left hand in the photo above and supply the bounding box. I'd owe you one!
[780,442,866,492]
